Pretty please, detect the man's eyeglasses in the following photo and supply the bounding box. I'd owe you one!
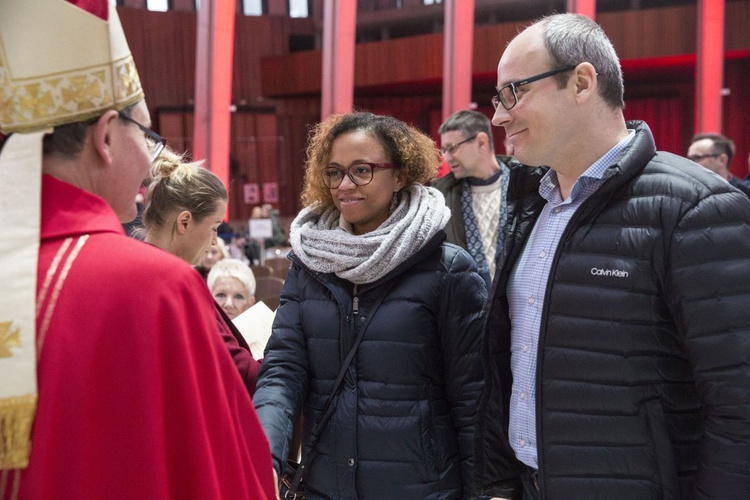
[492,65,577,111]
[119,114,167,162]
[688,153,721,162]
[440,134,478,156]
[322,162,398,189]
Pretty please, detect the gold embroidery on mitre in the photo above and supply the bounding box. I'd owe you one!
[115,58,142,102]
[0,394,37,469]
[0,49,14,127]
[0,322,21,358]
[18,83,55,123]
[60,74,104,114]
[0,50,143,134]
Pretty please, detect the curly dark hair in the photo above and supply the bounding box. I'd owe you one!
[301,112,440,212]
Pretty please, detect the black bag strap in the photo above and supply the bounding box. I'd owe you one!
[285,281,395,497]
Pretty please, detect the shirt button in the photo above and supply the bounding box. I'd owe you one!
[539,250,546,258]
[520,392,527,400]
[519,438,526,447]
[528,296,535,305]
[522,343,529,353]
[348,458,355,466]
[554,207,562,213]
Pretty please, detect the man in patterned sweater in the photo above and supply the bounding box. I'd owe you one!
[433,110,515,285]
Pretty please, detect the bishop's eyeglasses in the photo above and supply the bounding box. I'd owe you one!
[119,114,167,162]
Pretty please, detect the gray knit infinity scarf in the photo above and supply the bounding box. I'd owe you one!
[290,184,451,284]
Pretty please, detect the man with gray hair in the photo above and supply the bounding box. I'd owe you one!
[433,110,515,284]
[475,13,750,500]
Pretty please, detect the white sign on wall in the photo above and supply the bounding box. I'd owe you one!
[248,218,273,239]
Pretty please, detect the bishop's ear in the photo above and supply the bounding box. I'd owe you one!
[91,110,120,166]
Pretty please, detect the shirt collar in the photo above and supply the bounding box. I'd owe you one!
[539,130,636,203]
[466,167,502,186]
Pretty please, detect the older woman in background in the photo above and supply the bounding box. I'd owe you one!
[208,258,257,320]
[208,258,276,361]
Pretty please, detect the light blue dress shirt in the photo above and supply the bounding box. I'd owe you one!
[507,131,635,469]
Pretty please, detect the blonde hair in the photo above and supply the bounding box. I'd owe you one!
[214,237,228,260]
[301,112,441,212]
[207,258,256,296]
[141,147,227,233]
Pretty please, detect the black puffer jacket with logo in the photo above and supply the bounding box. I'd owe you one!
[474,121,750,499]
[254,232,487,499]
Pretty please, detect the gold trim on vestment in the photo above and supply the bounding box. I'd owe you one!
[37,235,89,358]
[0,394,37,470]
[36,237,72,319]
[0,466,22,500]
[0,323,21,359]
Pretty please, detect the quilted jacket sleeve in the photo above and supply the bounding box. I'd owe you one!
[253,263,309,476]
[438,245,488,495]
[665,188,750,498]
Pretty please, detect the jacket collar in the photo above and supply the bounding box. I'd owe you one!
[601,120,657,186]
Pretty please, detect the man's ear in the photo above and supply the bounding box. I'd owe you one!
[91,110,120,166]
[719,153,730,168]
[175,210,192,235]
[572,62,598,102]
[476,132,490,150]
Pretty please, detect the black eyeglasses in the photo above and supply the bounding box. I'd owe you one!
[440,134,478,156]
[492,65,577,111]
[688,153,721,162]
[119,114,167,162]
[322,162,398,189]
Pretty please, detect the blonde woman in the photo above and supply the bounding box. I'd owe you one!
[142,148,260,394]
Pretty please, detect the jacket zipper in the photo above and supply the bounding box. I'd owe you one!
[534,176,618,497]
[352,285,359,315]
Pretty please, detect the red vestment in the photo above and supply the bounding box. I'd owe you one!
[1,176,275,499]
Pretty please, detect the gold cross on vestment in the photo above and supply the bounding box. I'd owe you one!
[0,321,21,358]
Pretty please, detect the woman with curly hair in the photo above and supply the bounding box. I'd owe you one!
[253,112,487,499]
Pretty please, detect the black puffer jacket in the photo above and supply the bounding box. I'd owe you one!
[254,232,487,499]
[474,121,750,499]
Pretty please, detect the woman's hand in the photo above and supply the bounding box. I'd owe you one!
[273,468,280,499]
